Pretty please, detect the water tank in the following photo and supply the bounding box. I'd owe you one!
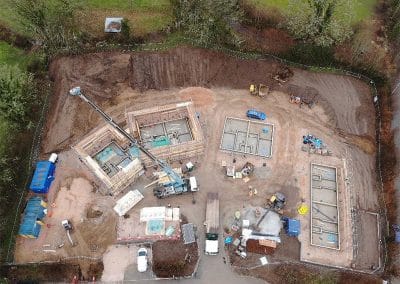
[48,153,58,163]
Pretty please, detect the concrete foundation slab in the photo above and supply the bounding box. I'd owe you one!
[311,163,339,250]
[220,117,274,158]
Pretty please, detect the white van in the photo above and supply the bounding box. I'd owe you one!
[137,248,148,272]
[189,176,198,191]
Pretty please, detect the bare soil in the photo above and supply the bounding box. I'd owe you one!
[238,25,295,55]
[1,263,81,282]
[152,239,198,278]
[235,263,382,284]
[17,46,382,281]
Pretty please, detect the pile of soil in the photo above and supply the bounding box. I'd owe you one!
[285,84,320,105]
[152,239,198,278]
[77,202,116,253]
[87,205,104,218]
[1,263,81,282]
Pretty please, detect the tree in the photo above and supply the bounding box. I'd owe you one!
[171,0,242,47]
[0,65,36,128]
[285,0,353,47]
[14,0,80,56]
[389,0,400,43]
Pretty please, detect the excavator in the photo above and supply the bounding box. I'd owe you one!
[249,84,269,97]
[69,87,198,198]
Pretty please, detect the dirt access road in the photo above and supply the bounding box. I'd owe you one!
[18,47,381,281]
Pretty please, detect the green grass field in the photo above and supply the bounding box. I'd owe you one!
[87,0,171,11]
[0,42,34,68]
[84,0,172,36]
[246,0,378,24]
[0,0,172,37]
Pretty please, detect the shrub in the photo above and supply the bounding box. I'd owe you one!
[171,0,242,47]
[285,0,353,47]
[0,65,37,129]
[15,0,81,56]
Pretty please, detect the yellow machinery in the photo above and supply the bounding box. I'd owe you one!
[266,192,286,214]
[249,84,269,97]
[298,204,309,215]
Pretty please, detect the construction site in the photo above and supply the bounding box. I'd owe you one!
[12,47,382,282]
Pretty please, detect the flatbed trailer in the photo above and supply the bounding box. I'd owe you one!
[205,192,219,255]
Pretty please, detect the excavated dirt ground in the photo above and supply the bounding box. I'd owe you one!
[13,47,383,281]
[152,240,198,278]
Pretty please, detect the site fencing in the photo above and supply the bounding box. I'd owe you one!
[131,38,389,273]
[4,83,52,264]
[3,40,388,274]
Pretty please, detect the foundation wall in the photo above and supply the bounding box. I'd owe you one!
[74,101,204,193]
[126,101,205,166]
[73,124,144,196]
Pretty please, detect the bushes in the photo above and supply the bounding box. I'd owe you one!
[388,0,400,43]
[284,43,336,66]
[15,0,81,56]
[0,65,37,129]
[171,0,242,47]
[285,0,353,47]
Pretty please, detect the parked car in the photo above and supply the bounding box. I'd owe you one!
[137,248,148,272]
[246,109,266,120]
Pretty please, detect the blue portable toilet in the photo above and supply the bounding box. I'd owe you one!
[29,161,56,193]
[283,217,300,237]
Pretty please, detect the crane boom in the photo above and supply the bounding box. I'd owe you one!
[69,87,184,189]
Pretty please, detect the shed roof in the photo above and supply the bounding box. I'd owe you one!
[182,223,195,244]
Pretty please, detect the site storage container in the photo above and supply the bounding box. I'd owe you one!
[29,161,56,193]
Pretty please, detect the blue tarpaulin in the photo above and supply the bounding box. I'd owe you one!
[29,161,55,193]
[18,197,47,238]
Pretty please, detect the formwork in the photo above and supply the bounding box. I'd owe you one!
[73,124,144,196]
[310,163,340,250]
[220,117,274,158]
[126,101,205,166]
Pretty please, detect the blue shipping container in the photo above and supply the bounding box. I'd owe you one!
[29,161,55,193]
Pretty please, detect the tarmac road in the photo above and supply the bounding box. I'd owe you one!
[124,251,265,284]
[123,227,265,283]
